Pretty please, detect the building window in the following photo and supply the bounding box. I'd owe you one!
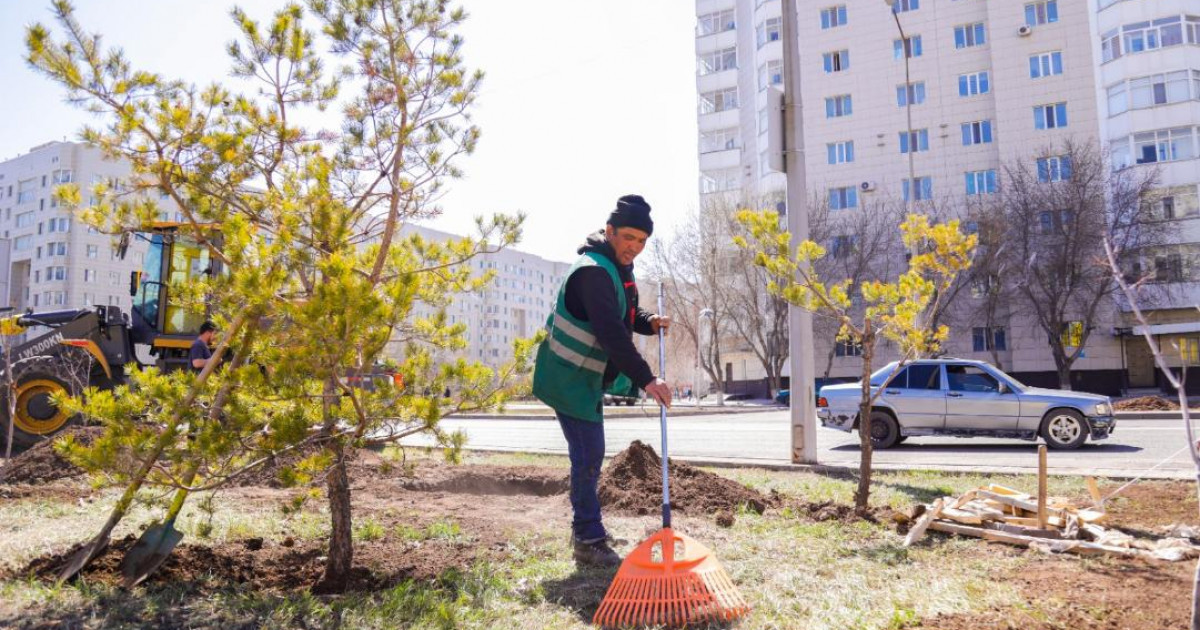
[1133,128,1197,164]
[699,88,738,114]
[1123,16,1186,55]
[1034,102,1068,129]
[894,36,922,59]
[903,177,933,201]
[757,60,783,90]
[825,94,853,118]
[1061,321,1084,347]
[827,141,855,165]
[757,17,782,47]
[954,23,986,49]
[1128,71,1192,109]
[15,211,34,228]
[835,339,863,356]
[13,235,32,251]
[830,235,858,259]
[698,47,737,75]
[697,9,736,36]
[699,128,739,153]
[1024,0,1058,26]
[1037,156,1072,183]
[1029,51,1063,79]
[958,71,989,96]
[823,50,850,73]
[828,186,858,210]
[86,244,99,259]
[820,6,847,30]
[52,169,73,184]
[1107,81,1129,116]
[1179,338,1200,364]
[700,168,739,193]
[1147,186,1200,220]
[965,170,998,195]
[896,82,925,106]
[899,129,929,154]
[47,217,69,232]
[1156,252,1186,282]
[892,0,918,13]
[961,120,993,145]
[973,327,1008,352]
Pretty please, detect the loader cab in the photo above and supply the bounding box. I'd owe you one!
[129,223,221,371]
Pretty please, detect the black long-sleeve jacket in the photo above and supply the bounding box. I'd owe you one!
[563,231,656,389]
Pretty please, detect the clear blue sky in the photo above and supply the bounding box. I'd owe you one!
[0,1,699,264]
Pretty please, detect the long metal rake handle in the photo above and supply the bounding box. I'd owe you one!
[657,283,670,530]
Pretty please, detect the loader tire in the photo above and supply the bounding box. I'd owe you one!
[0,358,83,453]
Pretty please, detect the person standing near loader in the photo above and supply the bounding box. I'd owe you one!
[532,194,672,567]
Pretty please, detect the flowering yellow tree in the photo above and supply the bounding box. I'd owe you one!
[736,212,975,510]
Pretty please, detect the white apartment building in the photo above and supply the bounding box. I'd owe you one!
[393,224,570,371]
[0,141,156,319]
[695,0,1200,396]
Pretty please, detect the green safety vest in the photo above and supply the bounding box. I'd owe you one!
[531,251,631,422]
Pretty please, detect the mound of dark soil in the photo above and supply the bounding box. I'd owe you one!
[1114,396,1179,411]
[598,441,777,516]
[12,527,507,594]
[0,425,99,484]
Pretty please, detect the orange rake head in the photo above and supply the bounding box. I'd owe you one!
[593,527,749,628]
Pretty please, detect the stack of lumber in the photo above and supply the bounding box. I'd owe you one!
[904,484,1200,562]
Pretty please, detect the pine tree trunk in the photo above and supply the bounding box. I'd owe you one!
[323,438,353,588]
[319,376,353,591]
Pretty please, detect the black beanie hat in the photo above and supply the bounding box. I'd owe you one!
[607,194,654,236]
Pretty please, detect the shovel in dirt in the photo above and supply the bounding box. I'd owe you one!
[56,312,250,585]
[119,460,201,588]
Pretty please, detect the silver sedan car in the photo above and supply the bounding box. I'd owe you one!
[816,359,1116,450]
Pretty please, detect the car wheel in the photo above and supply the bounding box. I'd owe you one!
[864,410,900,450]
[1041,409,1088,450]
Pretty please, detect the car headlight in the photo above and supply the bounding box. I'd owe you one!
[1092,402,1112,416]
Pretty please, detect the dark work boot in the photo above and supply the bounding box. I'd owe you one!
[573,538,622,567]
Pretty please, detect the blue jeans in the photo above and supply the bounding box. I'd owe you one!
[557,411,607,543]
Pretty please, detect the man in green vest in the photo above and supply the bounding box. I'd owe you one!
[532,194,672,567]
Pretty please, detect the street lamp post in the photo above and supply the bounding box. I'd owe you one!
[695,308,713,408]
[886,0,917,209]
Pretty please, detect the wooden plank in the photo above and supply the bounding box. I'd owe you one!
[1086,476,1103,508]
[950,490,978,510]
[904,498,946,547]
[1038,445,1048,529]
[928,521,1142,558]
[978,490,1063,519]
[940,506,984,525]
[987,484,1032,499]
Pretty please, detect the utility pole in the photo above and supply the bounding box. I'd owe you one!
[781,0,818,464]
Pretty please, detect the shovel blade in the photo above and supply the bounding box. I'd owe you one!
[55,536,110,585]
[120,523,184,588]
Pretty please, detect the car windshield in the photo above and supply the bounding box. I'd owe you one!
[868,363,899,386]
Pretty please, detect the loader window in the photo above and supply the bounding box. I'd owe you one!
[163,237,211,335]
[133,235,165,331]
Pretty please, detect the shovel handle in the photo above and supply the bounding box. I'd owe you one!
[657,284,670,529]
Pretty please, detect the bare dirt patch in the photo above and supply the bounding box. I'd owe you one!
[400,464,568,497]
[914,556,1190,630]
[597,441,778,516]
[1113,395,1179,411]
[0,426,99,484]
[1099,480,1199,531]
[10,528,507,594]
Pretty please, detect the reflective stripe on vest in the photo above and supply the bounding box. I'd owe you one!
[547,334,606,374]
[551,311,597,348]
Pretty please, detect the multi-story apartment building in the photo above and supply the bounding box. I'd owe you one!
[0,141,157,321]
[695,0,1200,396]
[392,224,571,371]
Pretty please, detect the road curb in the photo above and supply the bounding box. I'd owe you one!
[461,446,1193,480]
[450,406,783,421]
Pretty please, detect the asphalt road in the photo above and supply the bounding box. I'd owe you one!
[403,409,1198,479]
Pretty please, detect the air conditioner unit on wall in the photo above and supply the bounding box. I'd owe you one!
[1018,25,1033,37]
[860,181,877,192]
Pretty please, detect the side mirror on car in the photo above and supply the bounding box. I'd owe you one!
[997,382,1009,394]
